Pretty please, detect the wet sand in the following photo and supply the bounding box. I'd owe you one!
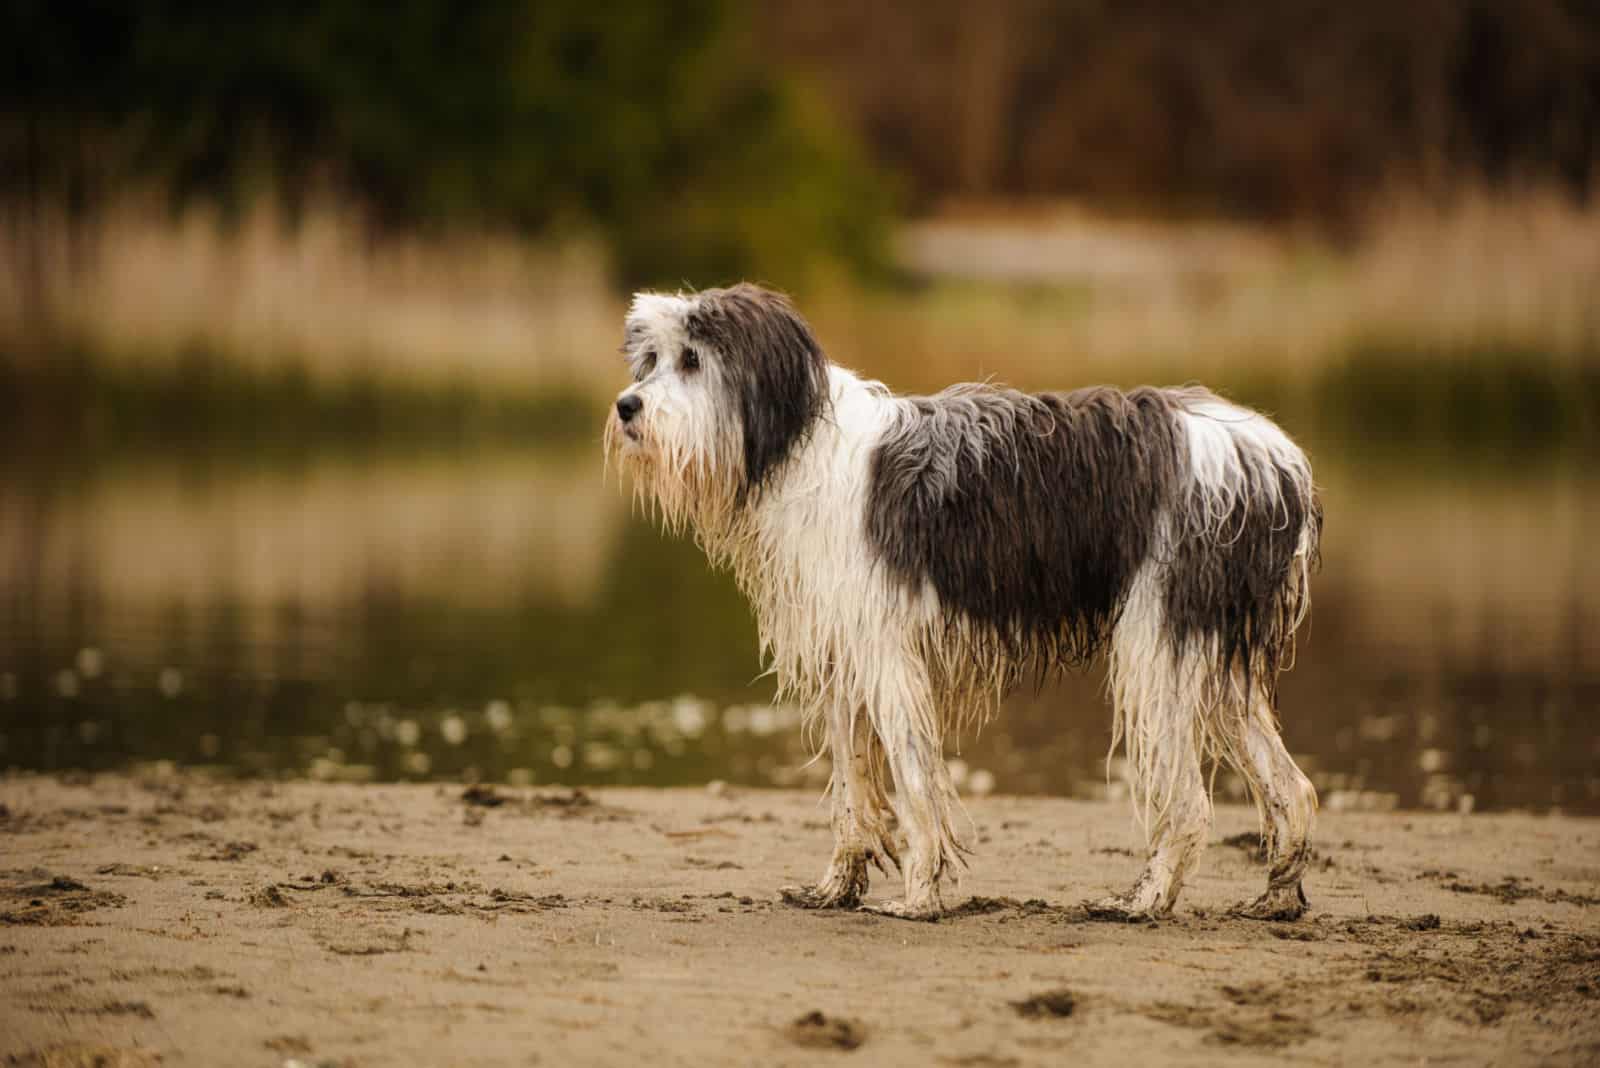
[2,773,1596,1066]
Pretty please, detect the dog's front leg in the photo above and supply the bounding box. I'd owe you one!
[781,702,897,909]
[860,721,962,921]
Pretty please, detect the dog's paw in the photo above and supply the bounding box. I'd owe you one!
[1083,894,1163,923]
[858,899,942,922]
[1229,883,1309,922]
[779,884,862,910]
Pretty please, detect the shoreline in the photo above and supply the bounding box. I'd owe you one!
[2,774,1597,1066]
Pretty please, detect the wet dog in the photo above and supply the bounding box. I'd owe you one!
[605,283,1321,920]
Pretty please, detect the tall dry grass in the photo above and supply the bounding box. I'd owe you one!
[0,194,622,392]
[2,187,1596,397]
[817,189,1600,392]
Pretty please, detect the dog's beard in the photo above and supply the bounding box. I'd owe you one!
[605,408,741,542]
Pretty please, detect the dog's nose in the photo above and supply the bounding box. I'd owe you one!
[616,394,643,423]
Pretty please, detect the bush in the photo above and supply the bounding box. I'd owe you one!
[0,0,892,291]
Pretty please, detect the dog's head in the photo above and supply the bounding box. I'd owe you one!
[606,283,830,531]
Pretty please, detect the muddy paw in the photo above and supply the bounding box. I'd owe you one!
[858,898,941,922]
[1231,883,1309,921]
[779,884,862,910]
[1083,895,1164,923]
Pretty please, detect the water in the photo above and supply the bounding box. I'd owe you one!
[2,432,1596,813]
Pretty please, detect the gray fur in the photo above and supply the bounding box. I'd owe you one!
[685,284,831,500]
[868,384,1183,674]
[866,382,1320,690]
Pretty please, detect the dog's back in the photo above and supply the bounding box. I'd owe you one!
[865,382,1319,693]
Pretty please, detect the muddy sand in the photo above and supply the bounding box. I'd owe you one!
[1,773,1596,1067]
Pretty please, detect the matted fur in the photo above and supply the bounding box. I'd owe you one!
[608,283,1323,922]
[685,284,831,499]
[868,385,1181,677]
[1163,387,1323,702]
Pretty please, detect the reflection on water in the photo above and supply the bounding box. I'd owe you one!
[2,440,1596,813]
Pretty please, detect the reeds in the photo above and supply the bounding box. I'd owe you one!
[0,193,622,392]
[4,187,1596,400]
[814,188,1600,394]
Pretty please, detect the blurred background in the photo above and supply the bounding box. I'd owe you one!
[2,1,1596,813]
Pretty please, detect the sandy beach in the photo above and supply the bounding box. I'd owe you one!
[1,773,1596,1067]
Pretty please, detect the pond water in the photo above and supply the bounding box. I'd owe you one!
[1,427,1596,814]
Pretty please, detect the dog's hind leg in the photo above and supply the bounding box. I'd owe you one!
[1091,570,1213,920]
[1225,684,1317,920]
[780,700,898,909]
[1088,688,1212,920]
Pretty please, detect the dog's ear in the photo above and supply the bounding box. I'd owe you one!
[688,284,830,497]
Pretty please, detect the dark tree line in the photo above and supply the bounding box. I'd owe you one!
[5,0,1596,310]
[762,0,1600,221]
[1,1,889,292]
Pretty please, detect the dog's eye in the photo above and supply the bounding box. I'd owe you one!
[681,348,700,373]
[637,350,656,379]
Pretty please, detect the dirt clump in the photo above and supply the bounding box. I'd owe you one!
[1,872,126,926]
[786,1010,866,1050]
[1011,989,1077,1018]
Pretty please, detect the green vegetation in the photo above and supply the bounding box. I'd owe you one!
[0,345,604,468]
[2,1,891,289]
[1274,340,1600,471]
[1110,341,1600,475]
[4,337,1592,479]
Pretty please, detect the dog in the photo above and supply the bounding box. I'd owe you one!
[605,283,1322,921]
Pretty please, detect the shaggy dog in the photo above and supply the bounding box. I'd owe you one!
[605,283,1321,921]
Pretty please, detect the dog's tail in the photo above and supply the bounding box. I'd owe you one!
[1165,386,1321,706]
